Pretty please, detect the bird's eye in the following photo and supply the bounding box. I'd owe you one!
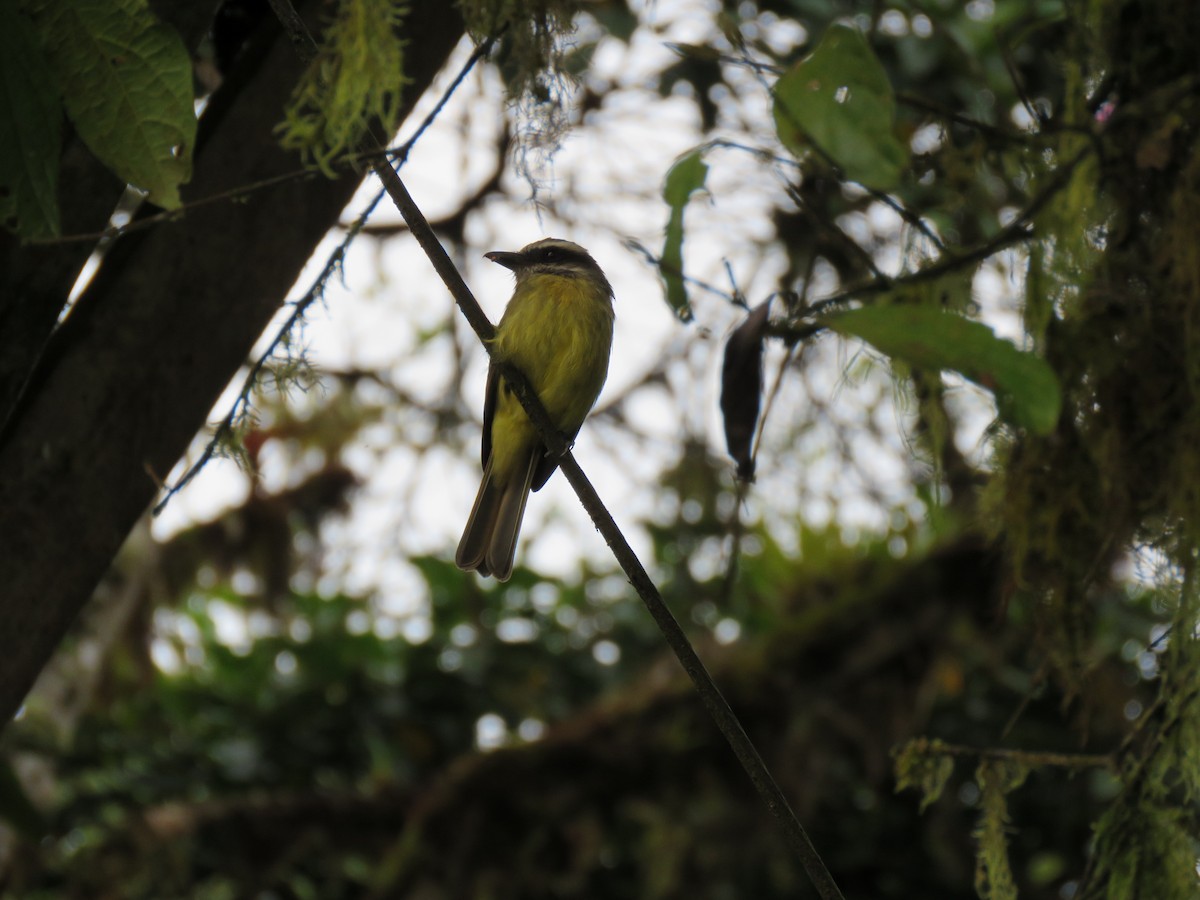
[541,247,560,261]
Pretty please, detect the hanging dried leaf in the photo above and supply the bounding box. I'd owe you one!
[721,300,772,481]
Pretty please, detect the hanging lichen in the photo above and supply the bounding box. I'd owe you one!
[278,0,409,176]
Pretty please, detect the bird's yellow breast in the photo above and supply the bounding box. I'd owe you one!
[488,273,614,481]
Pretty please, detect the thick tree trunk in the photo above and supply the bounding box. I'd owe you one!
[0,1,465,727]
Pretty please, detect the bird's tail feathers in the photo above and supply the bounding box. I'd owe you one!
[455,450,538,582]
[484,450,538,582]
[456,456,500,577]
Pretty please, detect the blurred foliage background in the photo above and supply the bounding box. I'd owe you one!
[3,0,1199,897]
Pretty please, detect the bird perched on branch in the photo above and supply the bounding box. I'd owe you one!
[456,238,615,581]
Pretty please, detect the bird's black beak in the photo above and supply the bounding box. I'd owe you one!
[485,250,524,271]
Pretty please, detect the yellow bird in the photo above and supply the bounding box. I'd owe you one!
[456,238,615,581]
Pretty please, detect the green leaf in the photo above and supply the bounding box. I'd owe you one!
[26,0,195,208]
[822,305,1062,434]
[893,738,955,812]
[0,6,62,238]
[660,149,708,322]
[773,24,908,190]
[592,5,639,42]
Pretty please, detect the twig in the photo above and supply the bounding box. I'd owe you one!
[26,137,461,250]
[896,92,1035,144]
[665,43,783,77]
[624,238,736,304]
[265,0,316,62]
[26,169,323,247]
[705,138,811,170]
[923,740,1116,772]
[999,32,1044,129]
[871,190,946,253]
[723,259,746,307]
[757,254,817,455]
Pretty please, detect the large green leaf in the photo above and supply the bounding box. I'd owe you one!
[26,0,195,208]
[0,6,62,238]
[773,24,908,190]
[659,148,708,321]
[822,305,1061,434]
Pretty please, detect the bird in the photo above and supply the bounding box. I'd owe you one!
[455,238,615,581]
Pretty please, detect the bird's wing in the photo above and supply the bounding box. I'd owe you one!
[481,363,499,471]
[531,427,580,492]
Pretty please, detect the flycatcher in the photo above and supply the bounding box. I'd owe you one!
[456,238,615,581]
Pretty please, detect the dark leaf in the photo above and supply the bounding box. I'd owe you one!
[0,5,62,237]
[721,300,772,480]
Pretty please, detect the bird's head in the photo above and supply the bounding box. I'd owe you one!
[485,238,614,298]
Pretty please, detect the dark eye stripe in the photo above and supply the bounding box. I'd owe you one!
[533,245,590,266]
